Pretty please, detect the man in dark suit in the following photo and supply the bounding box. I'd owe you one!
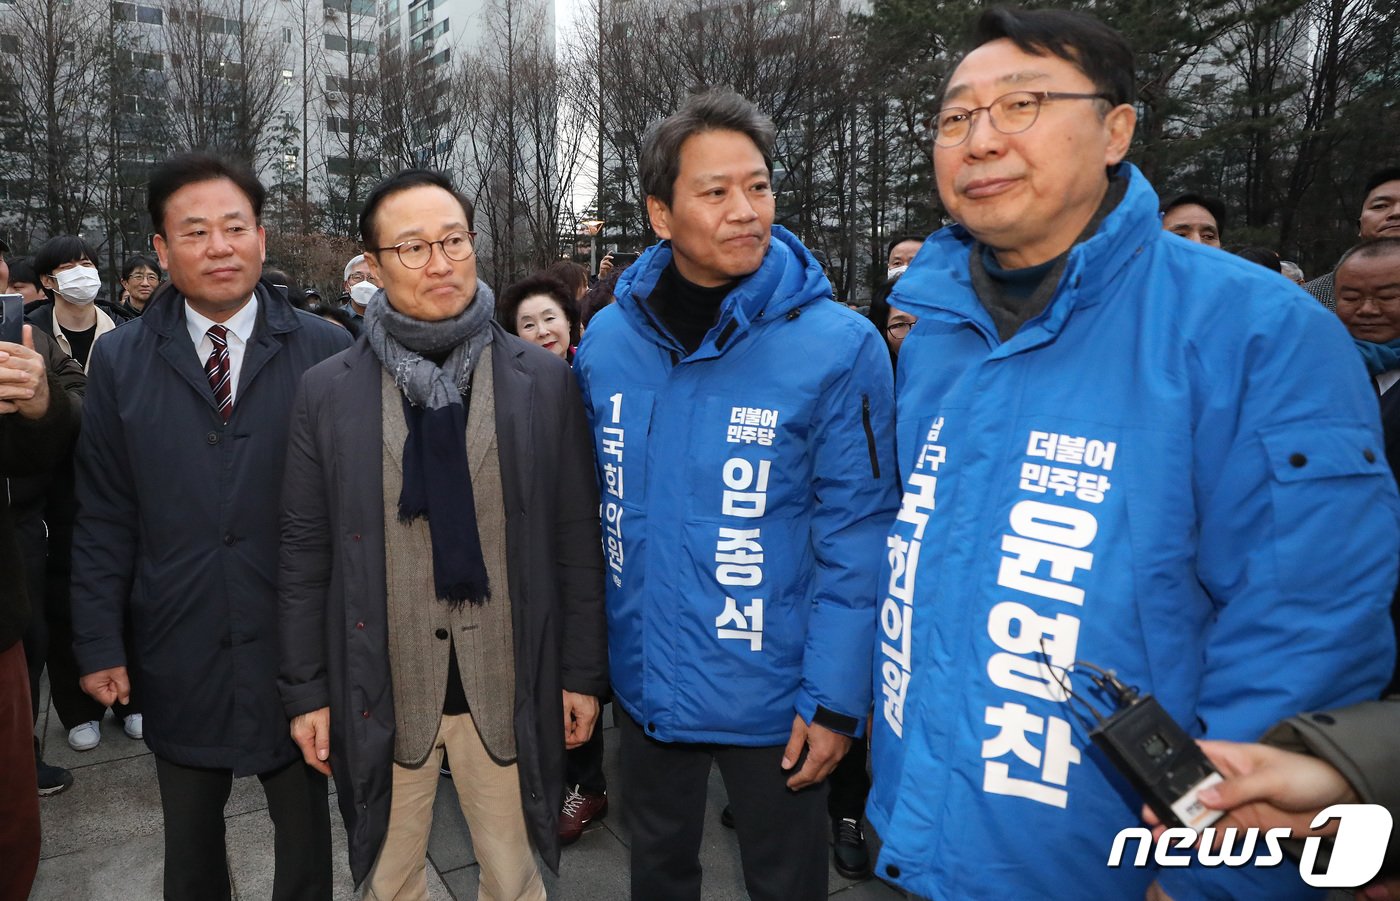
[277,169,608,897]
[1332,236,1400,692]
[70,152,350,900]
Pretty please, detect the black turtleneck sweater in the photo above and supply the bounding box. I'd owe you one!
[646,262,736,355]
[969,176,1128,342]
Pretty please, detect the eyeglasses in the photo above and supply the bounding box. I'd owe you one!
[344,272,378,286]
[932,90,1115,147]
[887,320,914,338]
[370,231,477,270]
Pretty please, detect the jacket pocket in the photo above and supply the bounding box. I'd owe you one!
[1260,424,1389,483]
[1259,422,1395,603]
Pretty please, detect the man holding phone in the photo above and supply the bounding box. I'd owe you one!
[595,250,639,284]
[0,316,82,901]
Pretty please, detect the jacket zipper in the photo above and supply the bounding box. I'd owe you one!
[861,395,880,478]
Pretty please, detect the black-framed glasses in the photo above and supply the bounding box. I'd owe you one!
[370,231,478,269]
[887,320,914,338]
[933,91,1115,147]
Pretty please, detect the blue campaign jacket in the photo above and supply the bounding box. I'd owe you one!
[574,226,900,745]
[867,165,1400,900]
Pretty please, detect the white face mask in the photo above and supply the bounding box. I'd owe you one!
[55,266,101,305]
[349,281,378,308]
[886,264,909,281]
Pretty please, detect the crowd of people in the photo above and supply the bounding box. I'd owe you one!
[2,5,1399,901]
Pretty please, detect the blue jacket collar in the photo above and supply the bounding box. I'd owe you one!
[892,163,1160,348]
[614,225,831,357]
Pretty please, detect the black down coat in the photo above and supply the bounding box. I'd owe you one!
[70,282,351,774]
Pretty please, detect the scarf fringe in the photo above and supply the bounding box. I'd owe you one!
[437,580,491,610]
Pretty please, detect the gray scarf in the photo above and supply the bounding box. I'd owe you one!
[363,280,497,607]
[363,279,496,409]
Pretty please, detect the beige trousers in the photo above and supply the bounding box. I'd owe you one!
[364,713,546,901]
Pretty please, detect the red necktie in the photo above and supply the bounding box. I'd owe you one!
[205,325,232,422]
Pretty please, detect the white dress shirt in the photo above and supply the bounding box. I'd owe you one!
[185,296,258,406]
[1379,369,1400,396]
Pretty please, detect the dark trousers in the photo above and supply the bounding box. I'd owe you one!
[16,513,136,729]
[15,516,46,720]
[154,755,332,901]
[617,710,828,901]
[0,642,39,901]
[564,703,607,794]
[827,734,869,821]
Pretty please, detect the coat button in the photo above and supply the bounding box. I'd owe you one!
[1311,713,1336,725]
[886,864,901,878]
[352,533,361,541]
[206,431,219,445]
[361,710,370,719]
[1289,453,1307,468]
[356,621,366,630]
[223,533,236,546]
[1365,449,1377,463]
[646,722,656,733]
[434,628,448,640]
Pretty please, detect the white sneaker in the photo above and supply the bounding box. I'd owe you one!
[123,714,143,740]
[68,720,101,751]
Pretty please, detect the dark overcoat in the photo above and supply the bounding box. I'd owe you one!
[70,281,351,774]
[1,328,82,652]
[277,323,608,885]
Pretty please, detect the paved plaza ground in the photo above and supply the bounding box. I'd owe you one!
[29,673,906,900]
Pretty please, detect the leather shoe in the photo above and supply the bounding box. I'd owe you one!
[558,785,607,846]
[832,817,871,880]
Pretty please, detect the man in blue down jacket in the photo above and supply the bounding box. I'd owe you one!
[573,88,899,900]
[866,9,1400,901]
[71,153,351,900]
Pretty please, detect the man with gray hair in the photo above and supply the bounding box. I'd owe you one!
[573,88,899,900]
[341,253,378,323]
